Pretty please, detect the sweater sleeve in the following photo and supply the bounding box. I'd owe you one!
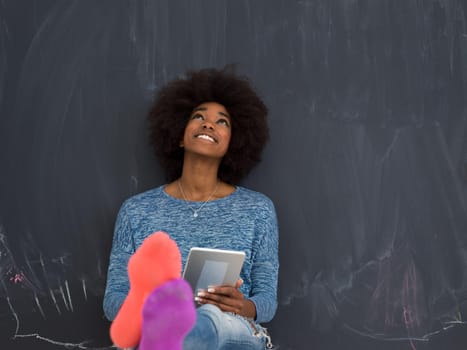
[103,202,134,321]
[248,198,279,323]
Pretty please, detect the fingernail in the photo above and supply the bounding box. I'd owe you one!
[197,291,206,297]
[207,288,215,293]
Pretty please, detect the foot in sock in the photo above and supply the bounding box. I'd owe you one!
[139,278,196,350]
[110,231,182,348]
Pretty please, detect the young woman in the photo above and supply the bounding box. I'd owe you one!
[103,66,279,349]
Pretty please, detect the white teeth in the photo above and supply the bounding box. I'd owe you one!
[196,134,215,142]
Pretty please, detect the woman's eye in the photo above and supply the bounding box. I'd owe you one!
[217,119,230,127]
[191,113,204,120]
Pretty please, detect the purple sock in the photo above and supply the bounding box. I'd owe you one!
[139,278,196,350]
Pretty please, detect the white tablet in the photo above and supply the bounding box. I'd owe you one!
[182,247,246,293]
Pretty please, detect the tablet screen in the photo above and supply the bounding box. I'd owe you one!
[195,260,228,292]
[182,247,246,292]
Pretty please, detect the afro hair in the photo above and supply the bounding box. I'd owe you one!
[148,65,269,184]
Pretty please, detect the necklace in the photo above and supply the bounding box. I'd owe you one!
[177,179,219,218]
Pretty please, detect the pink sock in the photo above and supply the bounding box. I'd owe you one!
[110,231,182,348]
[139,279,196,350]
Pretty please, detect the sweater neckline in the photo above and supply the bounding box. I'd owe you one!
[160,184,240,204]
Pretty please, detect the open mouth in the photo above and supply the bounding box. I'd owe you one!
[195,134,217,143]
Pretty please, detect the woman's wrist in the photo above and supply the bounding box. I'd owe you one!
[241,299,257,319]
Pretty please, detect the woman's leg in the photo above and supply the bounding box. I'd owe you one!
[183,304,268,350]
[183,304,220,349]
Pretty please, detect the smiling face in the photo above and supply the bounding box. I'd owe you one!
[181,102,232,160]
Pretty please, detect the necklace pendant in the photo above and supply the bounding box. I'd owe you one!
[178,179,218,219]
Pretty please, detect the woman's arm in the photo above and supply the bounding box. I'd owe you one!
[248,198,279,323]
[103,203,134,321]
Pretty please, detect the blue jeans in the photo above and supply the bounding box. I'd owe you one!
[183,304,273,350]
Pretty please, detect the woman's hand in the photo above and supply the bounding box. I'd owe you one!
[194,279,257,319]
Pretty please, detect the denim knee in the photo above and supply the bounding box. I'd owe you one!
[186,304,272,350]
[183,304,220,350]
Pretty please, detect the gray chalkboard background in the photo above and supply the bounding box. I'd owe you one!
[1,1,467,349]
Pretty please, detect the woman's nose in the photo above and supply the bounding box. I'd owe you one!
[202,121,214,130]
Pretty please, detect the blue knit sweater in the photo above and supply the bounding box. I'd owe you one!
[103,185,279,323]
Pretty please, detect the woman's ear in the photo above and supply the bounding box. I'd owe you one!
[179,141,184,148]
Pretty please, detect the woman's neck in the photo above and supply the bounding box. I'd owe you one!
[164,154,235,201]
[178,175,219,202]
[177,156,220,201]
